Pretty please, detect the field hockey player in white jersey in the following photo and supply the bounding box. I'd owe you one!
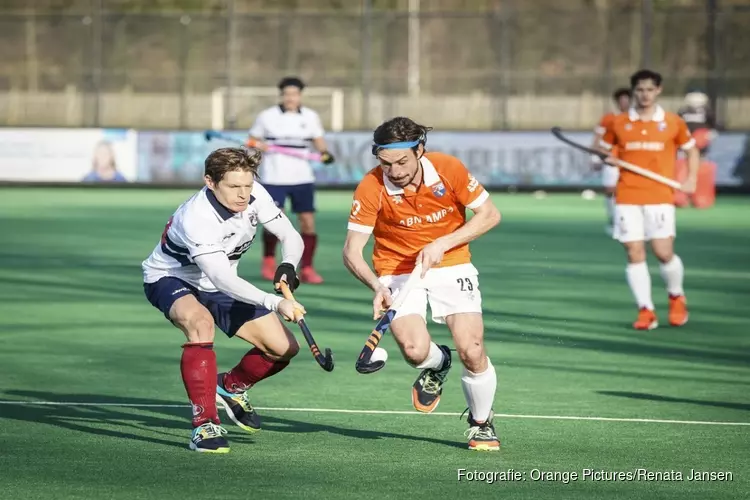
[142,147,307,454]
[248,76,335,285]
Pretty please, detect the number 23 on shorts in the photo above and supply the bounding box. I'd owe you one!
[456,277,474,292]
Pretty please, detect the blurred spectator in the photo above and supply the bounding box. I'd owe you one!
[83,140,128,183]
[677,90,718,157]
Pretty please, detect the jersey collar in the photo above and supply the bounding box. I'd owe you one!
[205,187,237,221]
[628,105,665,122]
[278,104,302,114]
[383,156,440,195]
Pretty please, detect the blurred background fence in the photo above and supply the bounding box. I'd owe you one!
[1,0,749,130]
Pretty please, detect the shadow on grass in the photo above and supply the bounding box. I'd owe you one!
[504,361,750,387]
[0,391,463,450]
[597,391,750,412]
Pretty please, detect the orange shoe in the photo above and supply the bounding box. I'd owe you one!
[261,256,276,281]
[300,266,324,284]
[633,308,658,330]
[668,294,689,326]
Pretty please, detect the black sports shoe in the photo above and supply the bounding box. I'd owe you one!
[411,344,452,413]
[465,410,500,451]
[215,374,261,433]
[189,422,230,453]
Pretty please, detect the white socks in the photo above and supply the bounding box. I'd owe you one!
[626,262,654,310]
[461,359,497,423]
[415,342,445,370]
[626,257,685,309]
[659,255,685,296]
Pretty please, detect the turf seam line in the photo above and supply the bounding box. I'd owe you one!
[0,400,748,426]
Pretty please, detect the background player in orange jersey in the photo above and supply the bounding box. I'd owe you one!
[591,87,631,235]
[600,69,699,330]
[342,117,502,451]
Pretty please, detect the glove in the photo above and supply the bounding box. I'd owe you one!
[320,151,335,165]
[274,262,299,294]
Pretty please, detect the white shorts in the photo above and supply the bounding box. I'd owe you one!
[378,263,483,324]
[613,204,676,243]
[602,165,620,188]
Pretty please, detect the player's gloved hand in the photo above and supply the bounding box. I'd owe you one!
[247,138,269,152]
[277,298,306,323]
[320,151,335,165]
[372,286,393,320]
[274,262,299,294]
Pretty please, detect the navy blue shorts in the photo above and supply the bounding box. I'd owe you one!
[264,183,315,213]
[143,277,273,338]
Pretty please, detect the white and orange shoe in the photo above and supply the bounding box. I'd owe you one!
[633,308,658,330]
[668,294,689,326]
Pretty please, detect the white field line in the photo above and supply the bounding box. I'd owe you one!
[0,400,748,427]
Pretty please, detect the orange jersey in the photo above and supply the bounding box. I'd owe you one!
[347,152,489,277]
[602,106,694,205]
[595,112,617,136]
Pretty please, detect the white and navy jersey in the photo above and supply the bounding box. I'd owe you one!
[249,105,324,186]
[142,182,282,292]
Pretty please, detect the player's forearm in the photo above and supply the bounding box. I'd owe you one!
[312,137,328,153]
[686,147,700,180]
[263,213,304,268]
[194,253,282,311]
[436,204,501,252]
[343,248,381,291]
[590,133,603,150]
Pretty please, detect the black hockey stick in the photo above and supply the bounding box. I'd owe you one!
[278,281,334,372]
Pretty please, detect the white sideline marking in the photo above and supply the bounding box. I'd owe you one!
[0,400,748,427]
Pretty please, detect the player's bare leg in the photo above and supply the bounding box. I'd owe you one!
[298,212,323,284]
[446,312,499,451]
[169,295,229,453]
[652,237,688,326]
[623,241,658,330]
[390,315,451,413]
[216,313,300,433]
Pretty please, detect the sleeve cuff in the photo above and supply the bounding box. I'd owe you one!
[466,190,490,210]
[191,249,224,259]
[680,138,696,151]
[599,140,613,151]
[347,222,374,234]
[263,294,283,312]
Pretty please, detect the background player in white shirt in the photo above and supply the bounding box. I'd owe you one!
[142,147,306,454]
[590,87,631,235]
[249,76,335,285]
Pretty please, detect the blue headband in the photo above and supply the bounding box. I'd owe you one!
[374,139,421,150]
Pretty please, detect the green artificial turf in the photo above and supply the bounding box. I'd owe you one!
[0,188,748,499]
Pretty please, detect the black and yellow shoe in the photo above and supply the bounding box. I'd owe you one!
[216,375,261,433]
[411,345,452,413]
[465,410,500,451]
[189,422,230,453]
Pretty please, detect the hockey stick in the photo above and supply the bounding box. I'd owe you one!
[204,129,322,162]
[246,138,323,162]
[278,281,334,372]
[550,126,683,190]
[354,263,423,375]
